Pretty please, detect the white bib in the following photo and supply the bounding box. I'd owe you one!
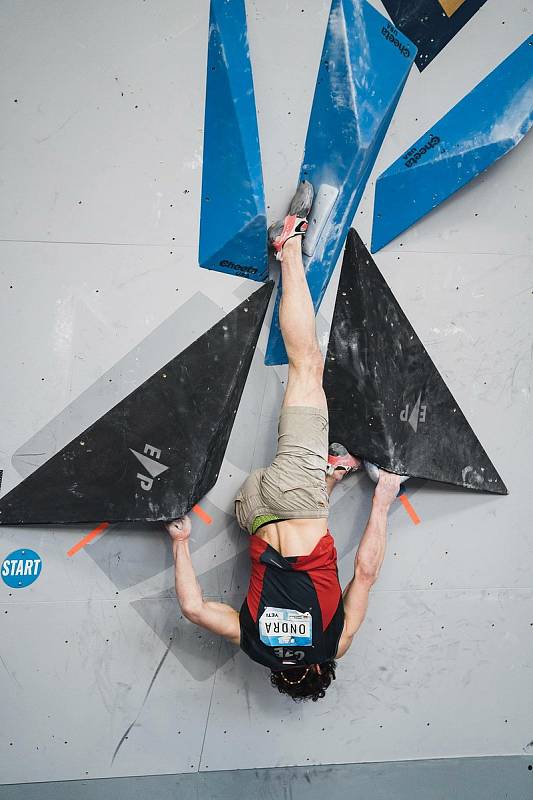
[259,607,312,647]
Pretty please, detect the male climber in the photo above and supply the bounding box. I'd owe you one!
[167,182,402,701]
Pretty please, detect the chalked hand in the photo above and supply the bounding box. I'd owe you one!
[165,516,192,542]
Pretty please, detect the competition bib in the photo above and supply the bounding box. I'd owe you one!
[259,607,312,647]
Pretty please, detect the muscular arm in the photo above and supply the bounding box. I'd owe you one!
[169,520,241,646]
[336,472,402,658]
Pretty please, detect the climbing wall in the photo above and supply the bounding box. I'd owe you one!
[1,0,532,792]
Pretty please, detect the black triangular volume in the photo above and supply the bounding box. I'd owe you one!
[0,282,274,524]
[323,231,507,495]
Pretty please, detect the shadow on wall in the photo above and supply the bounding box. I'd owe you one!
[86,497,241,591]
[131,595,240,683]
[88,496,248,681]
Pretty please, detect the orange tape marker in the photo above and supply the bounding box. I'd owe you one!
[399,494,421,525]
[67,522,110,557]
[192,504,213,525]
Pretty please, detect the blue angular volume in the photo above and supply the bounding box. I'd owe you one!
[199,0,268,282]
[265,0,416,365]
[371,36,533,253]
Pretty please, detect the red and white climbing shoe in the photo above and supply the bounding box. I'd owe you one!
[326,443,362,477]
[268,180,314,261]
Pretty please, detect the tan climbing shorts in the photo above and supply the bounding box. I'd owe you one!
[234,405,330,534]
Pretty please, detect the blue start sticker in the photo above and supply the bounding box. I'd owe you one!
[1,549,42,589]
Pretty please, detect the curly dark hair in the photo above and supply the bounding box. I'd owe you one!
[270,661,337,702]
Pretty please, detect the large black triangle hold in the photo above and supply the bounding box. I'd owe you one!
[323,231,507,494]
[0,282,274,524]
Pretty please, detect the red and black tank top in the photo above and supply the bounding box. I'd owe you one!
[239,532,345,670]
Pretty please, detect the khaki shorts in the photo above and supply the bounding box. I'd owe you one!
[235,406,330,533]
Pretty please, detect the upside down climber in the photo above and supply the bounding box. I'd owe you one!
[166,182,402,701]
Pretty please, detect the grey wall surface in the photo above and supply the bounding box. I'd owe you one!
[3,757,533,800]
[1,0,532,788]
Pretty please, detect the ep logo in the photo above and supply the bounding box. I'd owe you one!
[129,444,169,492]
[2,549,42,589]
[400,392,427,433]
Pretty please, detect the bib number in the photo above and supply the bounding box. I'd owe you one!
[259,607,312,647]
